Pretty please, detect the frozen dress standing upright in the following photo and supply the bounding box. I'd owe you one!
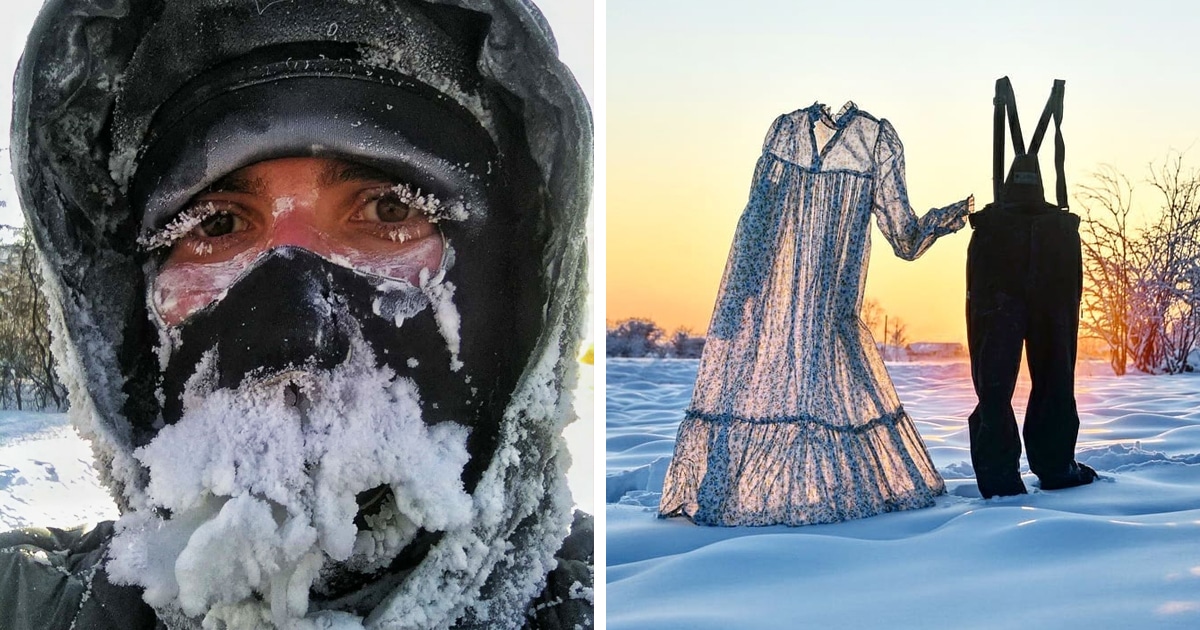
[659,102,972,526]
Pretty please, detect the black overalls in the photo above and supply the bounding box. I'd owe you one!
[966,77,1093,498]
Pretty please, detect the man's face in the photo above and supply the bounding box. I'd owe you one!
[151,156,446,325]
[111,160,491,626]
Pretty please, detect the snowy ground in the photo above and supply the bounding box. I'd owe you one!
[607,358,1200,629]
[0,413,117,530]
[0,361,594,532]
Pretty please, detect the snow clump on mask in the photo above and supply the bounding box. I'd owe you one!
[106,335,475,628]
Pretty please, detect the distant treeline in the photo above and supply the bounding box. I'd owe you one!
[606,299,910,360]
[605,315,973,361]
[605,318,705,358]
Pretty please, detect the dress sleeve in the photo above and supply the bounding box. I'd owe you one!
[872,119,971,261]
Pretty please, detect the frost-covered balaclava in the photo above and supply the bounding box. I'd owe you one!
[11,1,591,628]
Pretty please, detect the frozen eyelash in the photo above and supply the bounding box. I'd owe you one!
[381,227,413,243]
[388,183,468,223]
[138,202,225,252]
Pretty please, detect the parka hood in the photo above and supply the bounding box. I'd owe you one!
[11,0,591,627]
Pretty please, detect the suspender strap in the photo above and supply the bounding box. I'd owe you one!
[1027,79,1068,209]
[993,77,1026,202]
[993,77,1069,209]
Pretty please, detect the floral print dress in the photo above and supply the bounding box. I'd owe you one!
[658,102,971,526]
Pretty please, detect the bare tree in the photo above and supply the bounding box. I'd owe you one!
[1078,166,1136,374]
[1078,155,1200,374]
[861,298,883,340]
[887,317,909,348]
[864,301,907,360]
[0,225,65,409]
[667,327,705,359]
[1143,154,1200,373]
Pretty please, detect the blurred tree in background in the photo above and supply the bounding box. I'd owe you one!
[605,318,707,359]
[666,327,705,359]
[0,224,65,410]
[605,317,665,358]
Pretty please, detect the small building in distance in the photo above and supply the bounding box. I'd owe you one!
[905,342,967,360]
[877,343,909,361]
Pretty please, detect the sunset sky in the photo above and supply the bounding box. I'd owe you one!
[607,0,1200,344]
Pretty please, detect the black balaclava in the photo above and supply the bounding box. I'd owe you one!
[12,0,591,628]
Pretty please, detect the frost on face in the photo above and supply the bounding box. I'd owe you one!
[137,201,228,253]
[387,182,468,224]
[418,267,463,372]
[106,337,475,627]
[366,321,577,628]
[368,249,464,373]
[272,196,296,219]
[370,279,429,328]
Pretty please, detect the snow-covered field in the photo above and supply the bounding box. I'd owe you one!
[607,358,1200,629]
[0,362,594,532]
[0,412,117,530]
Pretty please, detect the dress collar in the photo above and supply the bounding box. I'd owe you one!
[811,100,858,127]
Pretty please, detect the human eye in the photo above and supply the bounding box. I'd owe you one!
[360,190,420,223]
[358,183,447,221]
[349,183,450,245]
[139,201,251,256]
[193,209,247,237]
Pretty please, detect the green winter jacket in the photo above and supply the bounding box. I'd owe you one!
[0,512,592,630]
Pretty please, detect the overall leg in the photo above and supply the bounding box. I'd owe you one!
[966,217,1029,498]
[1024,213,1096,488]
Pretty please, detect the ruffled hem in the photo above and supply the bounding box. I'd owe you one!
[658,407,945,527]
